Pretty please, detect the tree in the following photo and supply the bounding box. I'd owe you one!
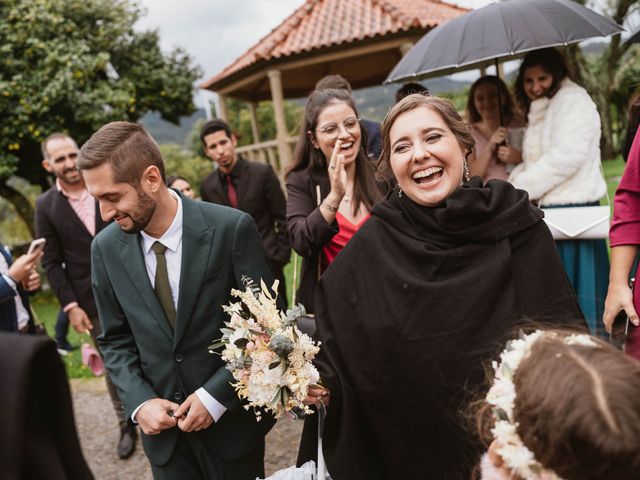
[567,0,640,159]
[0,0,202,235]
[160,144,210,198]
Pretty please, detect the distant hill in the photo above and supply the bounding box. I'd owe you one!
[353,77,470,121]
[141,77,468,144]
[140,110,206,146]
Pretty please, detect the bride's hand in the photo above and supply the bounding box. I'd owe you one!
[304,385,330,406]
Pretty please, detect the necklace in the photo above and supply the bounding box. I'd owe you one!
[342,191,353,202]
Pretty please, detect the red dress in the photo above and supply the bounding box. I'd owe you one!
[322,212,370,270]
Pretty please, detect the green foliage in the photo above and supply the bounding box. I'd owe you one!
[0,176,42,246]
[31,290,94,378]
[0,0,201,186]
[565,0,639,159]
[225,99,303,146]
[160,144,211,197]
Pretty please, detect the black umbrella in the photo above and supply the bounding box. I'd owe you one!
[626,25,640,45]
[386,0,623,85]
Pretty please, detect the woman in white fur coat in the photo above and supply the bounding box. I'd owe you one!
[509,48,608,337]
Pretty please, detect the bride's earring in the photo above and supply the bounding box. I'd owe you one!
[463,158,470,182]
[398,185,403,199]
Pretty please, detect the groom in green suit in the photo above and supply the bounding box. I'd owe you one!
[79,121,277,479]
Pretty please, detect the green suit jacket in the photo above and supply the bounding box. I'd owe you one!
[91,195,276,466]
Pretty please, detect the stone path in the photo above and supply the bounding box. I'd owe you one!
[70,378,304,479]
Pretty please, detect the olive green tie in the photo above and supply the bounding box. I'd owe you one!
[151,241,176,329]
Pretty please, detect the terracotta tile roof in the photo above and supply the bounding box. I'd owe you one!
[202,0,467,89]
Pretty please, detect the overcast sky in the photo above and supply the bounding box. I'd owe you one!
[135,0,628,106]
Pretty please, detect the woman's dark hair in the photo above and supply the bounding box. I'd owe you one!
[475,330,640,480]
[515,48,570,115]
[378,94,475,182]
[622,93,640,161]
[466,75,518,124]
[286,88,381,215]
[166,175,189,187]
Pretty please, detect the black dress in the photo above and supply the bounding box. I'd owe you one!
[298,178,584,479]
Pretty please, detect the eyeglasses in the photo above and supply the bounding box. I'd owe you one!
[316,117,360,139]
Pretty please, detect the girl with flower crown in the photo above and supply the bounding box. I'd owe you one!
[475,329,640,480]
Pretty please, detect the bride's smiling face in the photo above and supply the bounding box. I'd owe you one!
[389,106,466,207]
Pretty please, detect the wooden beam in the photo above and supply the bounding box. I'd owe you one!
[214,35,420,97]
[217,94,230,122]
[267,69,292,171]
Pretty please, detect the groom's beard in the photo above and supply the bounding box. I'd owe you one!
[479,453,510,480]
[121,191,156,234]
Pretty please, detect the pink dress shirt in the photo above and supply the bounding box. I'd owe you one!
[56,179,96,236]
[56,179,96,312]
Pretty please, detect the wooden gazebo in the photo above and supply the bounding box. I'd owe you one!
[201,0,467,172]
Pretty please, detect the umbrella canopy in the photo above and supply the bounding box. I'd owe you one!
[626,25,640,45]
[385,0,623,84]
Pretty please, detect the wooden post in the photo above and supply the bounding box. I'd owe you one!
[217,94,230,122]
[248,101,260,144]
[267,69,292,171]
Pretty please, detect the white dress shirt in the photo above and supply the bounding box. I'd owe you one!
[132,190,227,423]
[0,247,30,331]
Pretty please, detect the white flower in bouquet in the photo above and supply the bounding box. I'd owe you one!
[209,277,321,419]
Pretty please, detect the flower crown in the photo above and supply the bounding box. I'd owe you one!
[486,330,598,480]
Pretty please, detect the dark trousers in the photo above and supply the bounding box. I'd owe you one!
[151,432,265,480]
[54,309,69,342]
[89,316,127,428]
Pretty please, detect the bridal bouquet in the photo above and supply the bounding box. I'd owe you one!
[209,277,321,420]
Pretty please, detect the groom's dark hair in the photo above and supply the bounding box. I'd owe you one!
[78,121,166,185]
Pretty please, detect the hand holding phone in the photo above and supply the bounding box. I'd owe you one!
[610,310,630,351]
[27,238,46,256]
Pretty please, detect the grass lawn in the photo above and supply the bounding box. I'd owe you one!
[603,156,626,210]
[31,291,95,379]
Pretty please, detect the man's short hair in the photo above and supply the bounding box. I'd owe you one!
[395,83,430,103]
[78,121,165,185]
[41,133,77,161]
[314,74,352,93]
[199,119,232,145]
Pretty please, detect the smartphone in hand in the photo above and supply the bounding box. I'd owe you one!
[27,238,46,256]
[610,310,629,351]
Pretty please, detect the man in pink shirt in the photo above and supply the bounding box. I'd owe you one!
[35,133,136,459]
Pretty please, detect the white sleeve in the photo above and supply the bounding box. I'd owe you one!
[195,387,227,422]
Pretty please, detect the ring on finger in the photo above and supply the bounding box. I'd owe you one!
[329,164,336,169]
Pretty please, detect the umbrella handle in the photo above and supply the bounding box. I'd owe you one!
[495,58,505,127]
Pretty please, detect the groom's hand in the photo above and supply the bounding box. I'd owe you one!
[174,393,214,432]
[136,398,179,435]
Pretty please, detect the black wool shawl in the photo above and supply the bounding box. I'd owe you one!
[301,178,584,480]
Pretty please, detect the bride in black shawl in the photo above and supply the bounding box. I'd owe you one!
[299,95,584,479]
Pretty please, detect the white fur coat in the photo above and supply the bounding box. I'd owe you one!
[508,79,607,206]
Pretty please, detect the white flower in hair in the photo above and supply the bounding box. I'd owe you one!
[486,330,598,480]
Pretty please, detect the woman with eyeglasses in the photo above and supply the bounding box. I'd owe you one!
[285,88,384,313]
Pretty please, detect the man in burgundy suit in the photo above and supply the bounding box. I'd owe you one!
[35,133,136,459]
